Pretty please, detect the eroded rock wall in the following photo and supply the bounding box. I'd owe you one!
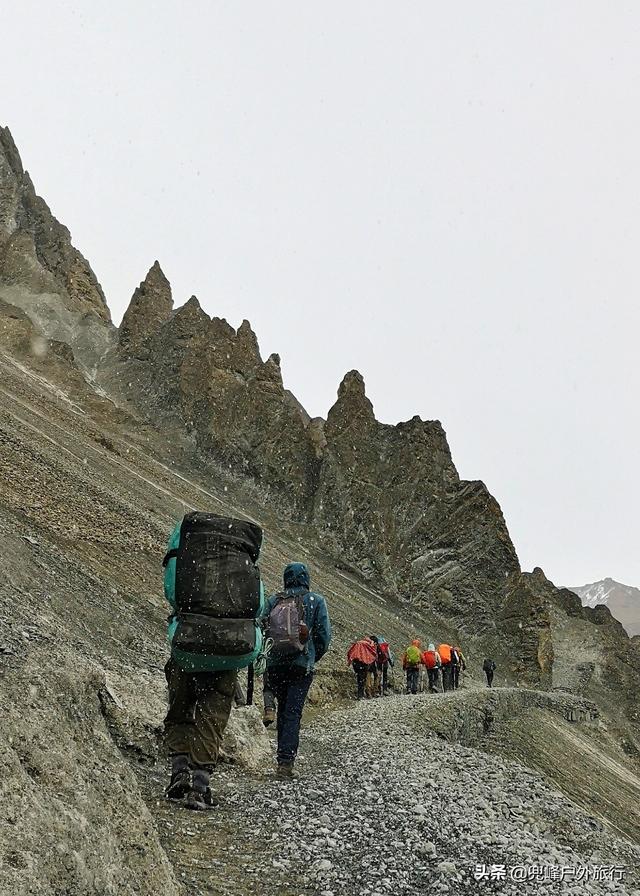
[0,127,109,323]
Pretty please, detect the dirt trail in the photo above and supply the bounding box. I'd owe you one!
[137,690,640,896]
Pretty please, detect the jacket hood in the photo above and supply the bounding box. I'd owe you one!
[283,562,310,591]
[411,638,421,647]
[428,643,435,651]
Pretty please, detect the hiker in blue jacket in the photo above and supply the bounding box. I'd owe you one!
[263,562,331,778]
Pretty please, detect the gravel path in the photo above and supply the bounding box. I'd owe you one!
[149,693,640,896]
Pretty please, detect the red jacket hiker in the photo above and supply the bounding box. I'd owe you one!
[377,640,391,666]
[347,638,378,666]
[421,648,439,669]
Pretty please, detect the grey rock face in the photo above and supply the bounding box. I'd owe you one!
[313,371,560,687]
[0,127,110,323]
[106,289,320,513]
[118,261,173,356]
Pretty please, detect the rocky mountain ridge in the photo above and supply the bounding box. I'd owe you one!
[0,128,109,324]
[0,127,114,375]
[1,125,638,717]
[105,263,540,669]
[569,579,640,638]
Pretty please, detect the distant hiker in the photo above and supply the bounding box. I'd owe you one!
[365,645,379,698]
[372,635,394,696]
[347,636,378,700]
[438,643,454,692]
[263,563,331,777]
[162,513,265,810]
[450,646,459,689]
[421,643,441,693]
[452,646,466,689]
[483,658,496,688]
[451,646,460,691]
[402,639,422,695]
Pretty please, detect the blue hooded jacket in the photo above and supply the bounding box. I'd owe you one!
[264,562,331,673]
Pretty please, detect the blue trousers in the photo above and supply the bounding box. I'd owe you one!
[406,665,420,694]
[268,665,314,765]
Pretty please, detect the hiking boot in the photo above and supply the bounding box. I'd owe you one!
[184,788,220,811]
[165,753,191,800]
[184,767,219,810]
[263,707,276,727]
[276,762,295,779]
[166,769,191,800]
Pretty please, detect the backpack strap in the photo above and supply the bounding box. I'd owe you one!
[271,591,288,607]
[296,591,309,614]
[162,548,179,568]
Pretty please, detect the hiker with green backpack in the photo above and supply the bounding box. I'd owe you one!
[402,639,422,694]
[162,512,266,810]
[262,562,331,778]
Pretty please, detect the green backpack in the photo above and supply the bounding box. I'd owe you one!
[406,645,421,666]
[163,512,265,672]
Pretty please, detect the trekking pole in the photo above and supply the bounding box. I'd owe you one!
[234,680,246,706]
[246,663,255,706]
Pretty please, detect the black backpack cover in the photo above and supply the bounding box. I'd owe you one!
[164,512,263,666]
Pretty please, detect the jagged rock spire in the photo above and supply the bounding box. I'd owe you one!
[118,261,173,354]
[0,125,23,179]
[0,126,111,322]
[236,319,261,362]
[326,369,375,434]
[257,352,283,387]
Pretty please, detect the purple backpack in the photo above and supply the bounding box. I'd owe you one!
[267,592,308,657]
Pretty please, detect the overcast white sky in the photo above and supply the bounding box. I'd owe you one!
[2,2,639,587]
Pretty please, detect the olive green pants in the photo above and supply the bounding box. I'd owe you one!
[164,659,237,767]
